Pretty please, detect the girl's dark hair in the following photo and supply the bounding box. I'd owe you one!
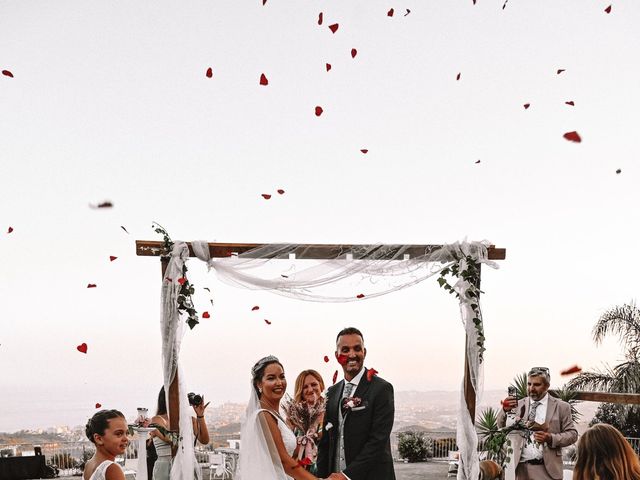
[157,386,167,416]
[85,409,125,444]
[251,355,283,398]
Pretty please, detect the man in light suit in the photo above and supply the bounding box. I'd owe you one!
[316,327,396,480]
[498,367,578,480]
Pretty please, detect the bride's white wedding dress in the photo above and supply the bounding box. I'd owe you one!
[237,389,298,480]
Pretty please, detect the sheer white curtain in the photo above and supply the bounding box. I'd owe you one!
[161,239,497,480]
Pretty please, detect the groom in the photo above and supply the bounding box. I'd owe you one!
[317,327,396,480]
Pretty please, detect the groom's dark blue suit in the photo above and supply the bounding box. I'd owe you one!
[317,368,396,480]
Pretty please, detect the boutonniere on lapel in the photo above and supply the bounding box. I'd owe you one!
[342,396,364,413]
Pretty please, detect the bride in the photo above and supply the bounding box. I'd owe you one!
[238,355,325,480]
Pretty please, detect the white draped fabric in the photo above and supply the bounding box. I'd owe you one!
[161,239,497,480]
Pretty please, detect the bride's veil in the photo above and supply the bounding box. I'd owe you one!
[237,377,289,479]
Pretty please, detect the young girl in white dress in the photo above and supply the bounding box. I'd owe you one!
[238,355,325,480]
[83,410,129,480]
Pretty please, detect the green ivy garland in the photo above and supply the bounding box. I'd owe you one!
[437,254,485,361]
[153,222,200,330]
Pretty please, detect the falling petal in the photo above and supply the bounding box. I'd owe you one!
[367,368,379,381]
[2,70,13,78]
[318,12,323,25]
[77,343,88,354]
[560,365,582,376]
[351,48,358,58]
[329,23,339,34]
[206,67,213,78]
[90,201,113,209]
[264,319,272,325]
[326,63,332,72]
[604,5,612,13]
[120,226,129,234]
[565,101,575,106]
[315,106,323,116]
[87,284,97,288]
[523,103,530,109]
[557,69,565,75]
[260,73,269,86]
[475,160,481,164]
[563,131,582,143]
[109,256,117,262]
[616,169,622,174]
[252,306,260,311]
[203,287,211,292]
[7,227,13,234]
[356,293,365,299]
[277,189,285,195]
[95,403,102,409]
[202,311,210,319]
[261,194,272,199]
[332,370,338,384]
[387,8,394,17]
[177,277,187,285]
[456,72,461,81]
[360,149,368,154]
[324,355,330,363]
[404,9,411,16]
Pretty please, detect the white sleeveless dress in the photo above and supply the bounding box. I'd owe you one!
[87,460,122,480]
[262,409,297,479]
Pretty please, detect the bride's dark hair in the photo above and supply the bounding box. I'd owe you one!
[85,409,125,444]
[251,355,283,398]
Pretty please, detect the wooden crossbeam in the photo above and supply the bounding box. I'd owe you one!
[136,240,507,260]
[550,390,640,405]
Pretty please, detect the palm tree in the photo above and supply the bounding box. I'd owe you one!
[566,303,640,434]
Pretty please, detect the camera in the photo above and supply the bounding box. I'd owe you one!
[187,392,203,406]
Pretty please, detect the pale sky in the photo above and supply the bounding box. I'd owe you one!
[1,0,639,432]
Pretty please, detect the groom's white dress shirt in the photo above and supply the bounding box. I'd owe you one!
[520,393,548,462]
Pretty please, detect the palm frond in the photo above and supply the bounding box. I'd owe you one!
[565,368,618,392]
[476,407,500,435]
[553,386,582,424]
[510,372,528,400]
[593,304,640,354]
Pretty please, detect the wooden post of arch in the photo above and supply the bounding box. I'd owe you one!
[138,241,507,435]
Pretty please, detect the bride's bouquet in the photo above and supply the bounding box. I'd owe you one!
[282,394,326,467]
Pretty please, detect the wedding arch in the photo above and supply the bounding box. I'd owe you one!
[136,234,507,480]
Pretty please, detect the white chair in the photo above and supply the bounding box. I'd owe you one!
[207,452,230,480]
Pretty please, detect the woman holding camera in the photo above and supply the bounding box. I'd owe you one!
[149,386,210,480]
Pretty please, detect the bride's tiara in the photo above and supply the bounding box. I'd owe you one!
[251,355,280,377]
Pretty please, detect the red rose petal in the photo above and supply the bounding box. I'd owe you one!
[329,23,339,34]
[557,69,565,75]
[565,101,575,106]
[87,284,97,288]
[360,149,368,154]
[523,103,530,109]
[387,8,394,17]
[315,106,323,116]
[404,9,411,16]
[109,256,117,262]
[277,189,285,195]
[337,354,348,365]
[7,227,13,234]
[356,293,365,299]
[252,306,260,311]
[367,368,379,382]
[326,63,332,72]
[332,370,338,384]
[77,343,88,354]
[563,131,582,143]
[318,12,323,25]
[351,48,358,58]
[260,73,269,86]
[177,277,187,285]
[323,355,330,363]
[120,226,129,234]
[202,311,210,319]
[475,160,481,164]
[206,67,213,78]
[95,403,102,409]
[604,5,612,13]
[298,457,312,467]
[616,169,622,174]
[560,365,582,376]
[262,0,267,4]
[264,319,272,325]
[456,72,461,81]
[261,194,272,199]
[2,70,13,78]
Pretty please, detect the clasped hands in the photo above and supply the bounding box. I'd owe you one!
[324,474,348,480]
